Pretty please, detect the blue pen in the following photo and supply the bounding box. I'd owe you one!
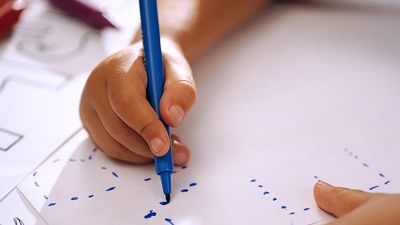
[139,0,173,202]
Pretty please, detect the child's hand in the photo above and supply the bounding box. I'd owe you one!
[80,39,196,166]
[314,181,400,225]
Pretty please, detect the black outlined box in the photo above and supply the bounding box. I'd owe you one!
[0,128,23,151]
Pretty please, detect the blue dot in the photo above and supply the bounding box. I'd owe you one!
[144,210,157,219]
[250,179,256,182]
[189,182,197,187]
[101,166,107,170]
[313,176,318,179]
[182,166,187,169]
[48,203,56,207]
[258,185,263,188]
[181,189,189,193]
[165,218,175,225]
[33,171,38,176]
[88,195,94,198]
[384,180,390,185]
[106,186,116,192]
[272,198,277,201]
[112,172,119,178]
[71,197,78,201]
[263,191,269,195]
[281,206,287,209]
[144,178,151,181]
[43,195,48,200]
[363,163,369,167]
[379,173,385,178]
[34,181,39,187]
[303,208,310,211]
[369,185,379,190]
[289,212,295,215]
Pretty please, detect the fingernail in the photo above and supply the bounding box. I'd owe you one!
[318,180,333,189]
[150,138,165,155]
[174,152,187,165]
[169,105,184,125]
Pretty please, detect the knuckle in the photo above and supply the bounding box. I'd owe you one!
[110,92,133,114]
[138,117,160,136]
[104,50,130,68]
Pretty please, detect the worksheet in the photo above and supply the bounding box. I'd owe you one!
[0,0,138,200]
[0,189,46,225]
[0,60,84,200]
[17,3,400,225]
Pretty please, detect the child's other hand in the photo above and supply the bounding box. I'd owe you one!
[314,181,400,225]
[80,39,196,166]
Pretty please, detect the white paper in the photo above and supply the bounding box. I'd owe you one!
[12,1,400,225]
[0,188,46,225]
[0,0,138,200]
[0,60,85,199]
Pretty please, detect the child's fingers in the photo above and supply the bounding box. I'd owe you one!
[326,195,400,225]
[93,93,154,159]
[81,107,152,164]
[107,58,170,157]
[160,54,196,128]
[313,181,373,217]
[171,136,190,166]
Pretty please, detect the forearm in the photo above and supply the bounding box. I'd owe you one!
[133,0,270,64]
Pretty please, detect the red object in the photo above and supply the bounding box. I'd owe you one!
[48,0,116,29]
[0,0,25,38]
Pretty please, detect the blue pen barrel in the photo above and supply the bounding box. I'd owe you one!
[139,0,174,177]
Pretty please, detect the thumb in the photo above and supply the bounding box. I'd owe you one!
[313,181,373,217]
[160,40,196,128]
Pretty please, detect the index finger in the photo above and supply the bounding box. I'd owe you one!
[107,56,170,157]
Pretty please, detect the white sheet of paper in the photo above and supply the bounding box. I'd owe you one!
[18,4,400,224]
[0,188,46,225]
[0,0,138,200]
[6,1,399,225]
[0,60,85,199]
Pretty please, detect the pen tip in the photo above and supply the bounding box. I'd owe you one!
[165,193,170,203]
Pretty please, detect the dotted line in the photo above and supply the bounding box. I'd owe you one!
[250,179,311,216]
[180,182,198,193]
[143,210,176,225]
[31,146,120,207]
[343,148,391,191]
